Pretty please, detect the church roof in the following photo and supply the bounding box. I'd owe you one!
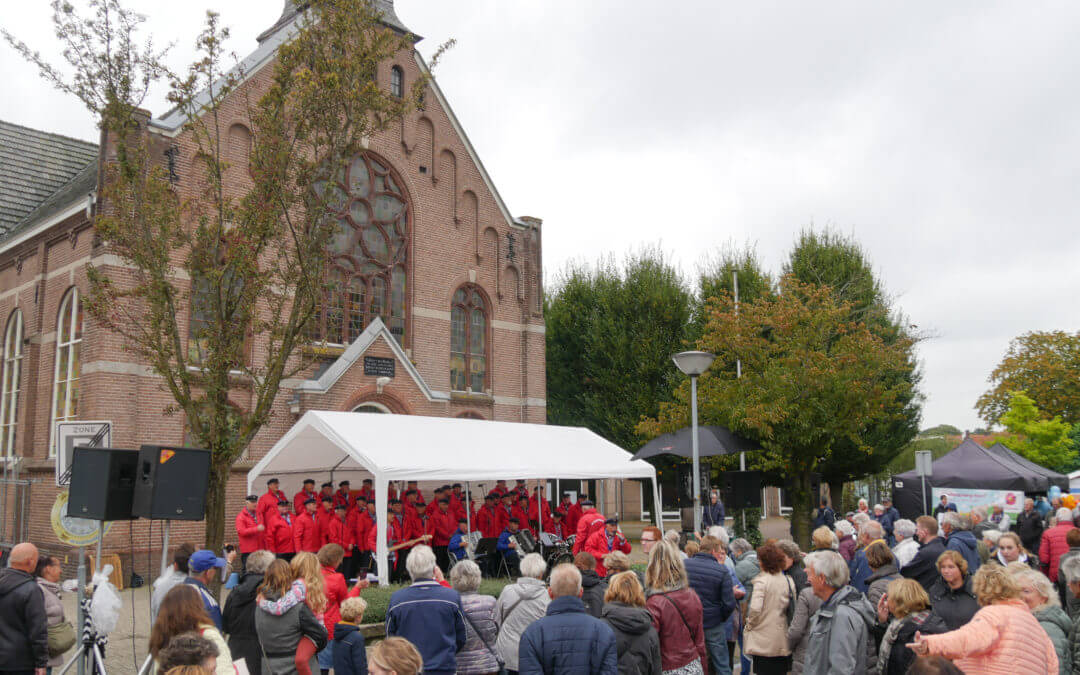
[256,0,411,44]
[0,120,98,237]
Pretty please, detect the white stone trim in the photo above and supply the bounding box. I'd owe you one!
[294,316,449,401]
[0,198,89,257]
[491,319,545,334]
[82,361,158,377]
[492,395,546,407]
[412,306,451,321]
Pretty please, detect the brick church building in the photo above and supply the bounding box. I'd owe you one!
[0,1,546,565]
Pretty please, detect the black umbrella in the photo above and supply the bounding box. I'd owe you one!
[632,425,763,461]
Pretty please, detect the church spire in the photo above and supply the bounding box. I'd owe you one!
[256,0,411,44]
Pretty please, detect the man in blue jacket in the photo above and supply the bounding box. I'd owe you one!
[448,518,471,561]
[703,492,725,530]
[385,545,467,675]
[941,511,980,575]
[684,535,735,675]
[497,518,522,576]
[812,497,835,530]
[518,563,617,674]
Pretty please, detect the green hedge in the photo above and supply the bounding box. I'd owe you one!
[360,578,511,624]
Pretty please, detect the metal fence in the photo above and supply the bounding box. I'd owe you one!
[0,476,36,548]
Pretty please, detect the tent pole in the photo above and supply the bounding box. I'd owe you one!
[652,477,663,529]
[537,480,544,544]
[465,481,472,534]
[376,475,389,584]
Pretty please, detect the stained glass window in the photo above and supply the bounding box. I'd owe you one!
[50,288,82,457]
[450,285,488,392]
[0,310,23,458]
[312,153,409,345]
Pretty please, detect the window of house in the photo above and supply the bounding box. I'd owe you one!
[50,288,82,456]
[390,66,404,98]
[311,153,410,346]
[188,266,245,367]
[450,285,488,392]
[0,310,24,458]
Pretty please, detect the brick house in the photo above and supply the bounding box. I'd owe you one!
[0,0,547,567]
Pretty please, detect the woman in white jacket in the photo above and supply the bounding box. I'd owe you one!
[493,553,550,672]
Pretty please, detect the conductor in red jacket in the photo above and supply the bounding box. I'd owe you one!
[257,478,287,530]
[235,495,265,568]
[293,497,321,553]
[585,518,631,577]
[293,478,317,515]
[573,499,605,554]
[268,499,296,561]
[477,493,500,538]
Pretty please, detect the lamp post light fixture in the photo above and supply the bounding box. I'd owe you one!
[672,350,715,535]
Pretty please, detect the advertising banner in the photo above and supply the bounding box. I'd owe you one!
[931,487,1023,519]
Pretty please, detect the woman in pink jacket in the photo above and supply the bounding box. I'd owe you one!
[907,565,1058,674]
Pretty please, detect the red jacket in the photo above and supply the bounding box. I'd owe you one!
[1041,522,1078,581]
[268,512,295,554]
[427,508,458,547]
[235,509,264,553]
[495,504,513,533]
[646,587,708,673]
[333,490,352,510]
[323,516,347,550]
[512,506,533,535]
[293,512,320,552]
[316,506,334,541]
[529,499,555,533]
[357,486,375,503]
[356,512,376,551]
[566,502,584,535]
[293,489,317,515]
[574,510,606,554]
[584,527,631,577]
[257,489,287,529]
[320,565,361,639]
[388,514,409,550]
[477,506,500,538]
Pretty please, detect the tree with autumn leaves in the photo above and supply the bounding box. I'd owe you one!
[639,277,919,547]
[6,0,447,557]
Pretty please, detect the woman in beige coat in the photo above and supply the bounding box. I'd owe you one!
[744,543,796,675]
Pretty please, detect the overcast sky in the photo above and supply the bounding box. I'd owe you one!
[4,1,1079,433]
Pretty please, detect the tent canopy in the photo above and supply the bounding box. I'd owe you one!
[247,411,660,578]
[892,437,1063,518]
[984,442,1068,490]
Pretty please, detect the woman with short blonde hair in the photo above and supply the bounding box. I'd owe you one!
[811,526,837,552]
[369,637,423,675]
[910,565,1059,672]
[602,572,661,673]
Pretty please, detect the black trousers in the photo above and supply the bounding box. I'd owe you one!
[393,548,410,583]
[241,552,250,570]
[277,552,295,563]
[434,545,450,573]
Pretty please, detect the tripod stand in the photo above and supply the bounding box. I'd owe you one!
[58,595,108,675]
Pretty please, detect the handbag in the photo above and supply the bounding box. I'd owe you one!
[48,620,77,656]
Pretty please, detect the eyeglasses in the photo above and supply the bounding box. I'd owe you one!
[641,538,656,543]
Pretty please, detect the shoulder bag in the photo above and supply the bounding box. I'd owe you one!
[48,620,77,656]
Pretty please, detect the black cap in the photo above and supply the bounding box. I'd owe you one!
[605,518,618,525]
[553,511,564,518]
[389,499,402,505]
[277,499,290,506]
[245,495,258,502]
[458,518,468,524]
[563,492,573,498]
[485,493,497,500]
[267,478,279,485]
[321,482,333,488]
[502,492,514,499]
[516,479,526,484]
[321,495,333,503]
[518,494,528,501]
[303,479,315,485]
[339,481,350,487]
[508,517,519,524]
[452,483,462,489]
[355,495,368,503]
[363,478,372,484]
[334,504,347,511]
[438,498,449,505]
[582,499,594,507]
[405,489,417,497]
[304,497,317,505]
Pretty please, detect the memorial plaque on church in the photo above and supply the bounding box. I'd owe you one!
[364,356,396,377]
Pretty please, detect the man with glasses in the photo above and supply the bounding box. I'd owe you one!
[640,526,662,554]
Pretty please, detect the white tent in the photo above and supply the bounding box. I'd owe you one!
[247,410,660,577]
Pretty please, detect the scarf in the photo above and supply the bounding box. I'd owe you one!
[877,609,931,674]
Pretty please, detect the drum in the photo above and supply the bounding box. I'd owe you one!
[547,548,573,568]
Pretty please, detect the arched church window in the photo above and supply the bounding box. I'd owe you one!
[390,66,404,98]
[312,153,410,345]
[0,309,23,458]
[450,285,488,392]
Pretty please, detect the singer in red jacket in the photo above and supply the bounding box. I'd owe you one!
[528,487,555,533]
[477,494,500,538]
[427,499,458,571]
[584,518,631,576]
[257,479,287,530]
[293,478,318,515]
[573,500,605,554]
[293,498,321,553]
[268,500,296,560]
[512,496,533,536]
[333,481,353,510]
[235,496,265,566]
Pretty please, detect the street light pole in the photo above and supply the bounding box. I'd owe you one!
[672,350,715,536]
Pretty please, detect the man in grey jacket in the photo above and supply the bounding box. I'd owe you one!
[493,553,550,672]
[802,550,878,675]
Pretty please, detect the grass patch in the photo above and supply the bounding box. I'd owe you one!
[360,577,512,623]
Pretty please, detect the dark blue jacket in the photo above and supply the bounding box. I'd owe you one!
[703,501,725,528]
[945,530,981,575]
[497,529,519,560]
[386,579,467,674]
[813,506,836,530]
[849,549,873,594]
[183,577,223,630]
[518,595,618,675]
[448,531,469,560]
[900,536,947,592]
[683,553,735,629]
[332,623,368,675]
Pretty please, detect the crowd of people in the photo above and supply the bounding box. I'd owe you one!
[9,488,1080,674]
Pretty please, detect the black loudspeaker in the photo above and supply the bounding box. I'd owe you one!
[676,464,711,508]
[67,447,139,521]
[721,470,762,509]
[132,445,212,520]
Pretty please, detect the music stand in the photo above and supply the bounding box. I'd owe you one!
[474,537,499,577]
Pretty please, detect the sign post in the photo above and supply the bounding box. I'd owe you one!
[55,421,112,487]
[915,450,933,516]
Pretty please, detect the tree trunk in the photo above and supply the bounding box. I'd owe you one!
[790,469,813,551]
[203,454,231,595]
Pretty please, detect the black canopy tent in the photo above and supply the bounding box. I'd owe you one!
[985,442,1068,491]
[892,438,1065,518]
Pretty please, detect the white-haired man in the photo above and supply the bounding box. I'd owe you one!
[385,545,467,675]
[802,550,876,675]
[1041,507,1079,583]
[941,511,980,575]
[518,563,617,674]
[891,519,919,569]
[849,520,885,593]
